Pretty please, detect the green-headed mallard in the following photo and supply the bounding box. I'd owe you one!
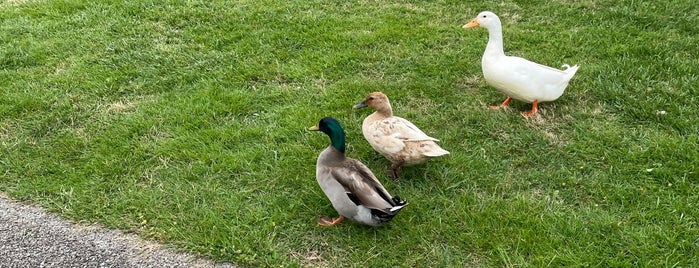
[464,11,579,117]
[309,117,407,226]
[353,92,449,179]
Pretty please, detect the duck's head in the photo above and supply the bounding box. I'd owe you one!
[309,117,346,153]
[463,11,500,30]
[353,92,392,115]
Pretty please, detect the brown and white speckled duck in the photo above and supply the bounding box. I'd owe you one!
[353,92,449,179]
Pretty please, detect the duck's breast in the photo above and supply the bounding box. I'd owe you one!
[362,118,406,155]
[316,167,358,218]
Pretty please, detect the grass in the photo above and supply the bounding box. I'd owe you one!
[1,0,697,266]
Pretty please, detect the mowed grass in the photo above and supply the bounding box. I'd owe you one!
[1,0,697,266]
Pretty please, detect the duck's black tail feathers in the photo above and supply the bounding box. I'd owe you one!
[370,196,407,224]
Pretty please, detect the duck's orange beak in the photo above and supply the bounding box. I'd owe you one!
[463,18,479,28]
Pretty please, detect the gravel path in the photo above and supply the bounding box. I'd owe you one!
[0,193,236,268]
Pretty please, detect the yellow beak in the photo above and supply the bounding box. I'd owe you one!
[308,125,320,131]
[463,18,479,29]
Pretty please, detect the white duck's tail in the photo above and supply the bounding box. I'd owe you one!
[562,64,580,75]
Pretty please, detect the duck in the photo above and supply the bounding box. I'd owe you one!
[308,117,407,226]
[353,92,449,179]
[463,11,579,117]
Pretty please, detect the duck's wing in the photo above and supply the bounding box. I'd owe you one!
[376,116,439,142]
[500,56,576,87]
[329,159,397,210]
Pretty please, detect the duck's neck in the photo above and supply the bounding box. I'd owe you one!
[484,25,505,58]
[373,103,393,118]
[327,129,346,154]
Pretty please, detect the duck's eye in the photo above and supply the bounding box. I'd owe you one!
[482,15,487,18]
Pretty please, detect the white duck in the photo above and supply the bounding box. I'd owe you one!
[464,11,579,116]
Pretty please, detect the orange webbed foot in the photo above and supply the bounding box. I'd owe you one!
[520,100,539,117]
[489,97,512,110]
[317,215,345,226]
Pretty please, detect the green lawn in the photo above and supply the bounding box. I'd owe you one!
[1,0,697,266]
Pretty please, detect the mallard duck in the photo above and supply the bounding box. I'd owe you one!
[308,117,407,226]
[353,92,449,179]
[464,11,579,117]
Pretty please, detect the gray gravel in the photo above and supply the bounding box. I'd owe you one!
[0,193,236,268]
